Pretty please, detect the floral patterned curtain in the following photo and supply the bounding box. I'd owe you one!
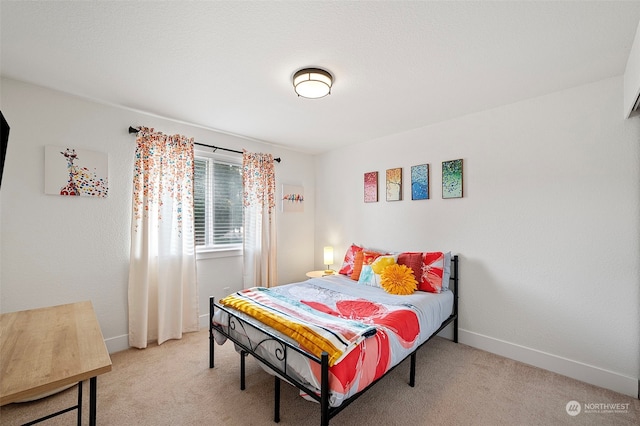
[128,127,199,348]
[242,151,277,288]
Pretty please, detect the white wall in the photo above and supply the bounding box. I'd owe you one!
[0,77,316,352]
[314,76,640,397]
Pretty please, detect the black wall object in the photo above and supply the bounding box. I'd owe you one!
[0,111,9,188]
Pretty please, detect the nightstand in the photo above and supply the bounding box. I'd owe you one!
[306,270,336,278]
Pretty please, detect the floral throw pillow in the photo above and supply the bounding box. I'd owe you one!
[339,244,363,276]
[358,254,396,287]
[419,252,445,293]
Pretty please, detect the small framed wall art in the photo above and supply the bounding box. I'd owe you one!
[282,184,304,212]
[386,167,402,201]
[442,159,463,199]
[44,145,108,197]
[411,164,429,200]
[364,171,378,203]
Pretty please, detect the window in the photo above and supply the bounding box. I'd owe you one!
[194,153,243,252]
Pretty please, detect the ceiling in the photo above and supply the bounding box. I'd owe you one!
[2,1,640,155]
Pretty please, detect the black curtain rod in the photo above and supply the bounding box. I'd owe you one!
[128,126,281,163]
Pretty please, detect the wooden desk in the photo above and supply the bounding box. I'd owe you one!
[0,301,112,425]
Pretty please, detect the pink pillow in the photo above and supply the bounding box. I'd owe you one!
[397,252,423,282]
[419,252,445,293]
[339,244,363,275]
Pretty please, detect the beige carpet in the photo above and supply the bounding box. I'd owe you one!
[1,329,638,425]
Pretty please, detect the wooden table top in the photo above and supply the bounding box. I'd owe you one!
[0,301,112,405]
[305,270,336,278]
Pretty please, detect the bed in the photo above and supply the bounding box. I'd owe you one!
[209,252,458,425]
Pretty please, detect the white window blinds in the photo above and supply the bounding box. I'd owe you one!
[194,156,243,249]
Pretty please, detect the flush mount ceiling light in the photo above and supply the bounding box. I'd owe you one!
[293,68,333,99]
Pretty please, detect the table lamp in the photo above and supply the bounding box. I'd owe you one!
[323,246,334,274]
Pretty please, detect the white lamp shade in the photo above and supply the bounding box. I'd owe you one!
[293,68,333,99]
[323,246,334,266]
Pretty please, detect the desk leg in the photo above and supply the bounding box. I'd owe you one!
[89,377,97,426]
[77,380,83,425]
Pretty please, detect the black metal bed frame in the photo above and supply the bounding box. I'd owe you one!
[209,255,459,426]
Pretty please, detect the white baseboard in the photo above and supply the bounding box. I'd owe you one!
[459,329,638,398]
[104,317,211,354]
[104,333,130,354]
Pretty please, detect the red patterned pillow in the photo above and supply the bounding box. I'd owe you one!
[397,252,423,282]
[419,252,445,293]
[339,244,363,275]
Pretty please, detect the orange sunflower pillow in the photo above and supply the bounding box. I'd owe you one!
[380,264,417,295]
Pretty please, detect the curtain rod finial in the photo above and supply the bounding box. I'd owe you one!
[129,126,140,134]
